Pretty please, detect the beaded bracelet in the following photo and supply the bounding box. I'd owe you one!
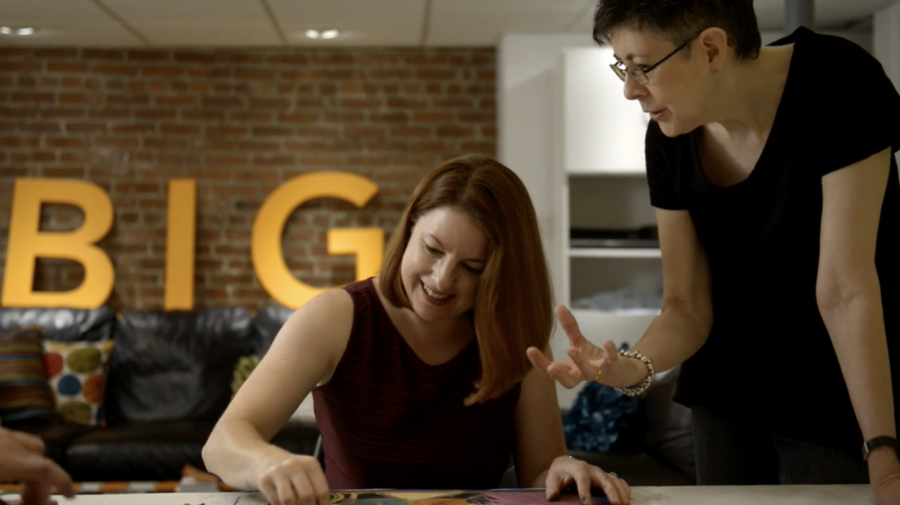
[613,349,655,397]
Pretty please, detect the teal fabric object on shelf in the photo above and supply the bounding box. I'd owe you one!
[563,344,640,452]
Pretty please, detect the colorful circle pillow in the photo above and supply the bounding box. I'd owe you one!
[43,339,114,426]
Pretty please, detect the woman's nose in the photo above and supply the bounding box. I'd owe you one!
[432,260,455,290]
[623,75,647,101]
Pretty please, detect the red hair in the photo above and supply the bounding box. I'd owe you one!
[380,154,554,405]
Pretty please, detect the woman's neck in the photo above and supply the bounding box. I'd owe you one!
[707,44,794,141]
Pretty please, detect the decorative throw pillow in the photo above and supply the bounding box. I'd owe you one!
[231,355,261,400]
[43,339,114,426]
[0,327,56,423]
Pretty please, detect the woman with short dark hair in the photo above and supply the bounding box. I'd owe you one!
[529,1,900,502]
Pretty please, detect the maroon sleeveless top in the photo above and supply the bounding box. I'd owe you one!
[312,278,521,490]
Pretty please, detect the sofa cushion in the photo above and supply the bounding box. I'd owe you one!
[12,419,94,466]
[0,308,115,342]
[104,308,255,425]
[0,327,57,423]
[43,339,114,426]
[64,419,321,481]
[252,305,294,355]
[65,421,214,481]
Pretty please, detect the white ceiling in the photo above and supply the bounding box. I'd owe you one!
[0,0,894,47]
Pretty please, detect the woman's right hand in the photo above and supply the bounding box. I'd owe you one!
[255,449,331,505]
[526,305,647,390]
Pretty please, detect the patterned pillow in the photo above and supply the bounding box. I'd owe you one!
[0,327,56,423]
[43,339,114,426]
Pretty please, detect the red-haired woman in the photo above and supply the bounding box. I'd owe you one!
[203,154,630,505]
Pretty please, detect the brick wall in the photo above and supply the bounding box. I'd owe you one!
[0,47,496,310]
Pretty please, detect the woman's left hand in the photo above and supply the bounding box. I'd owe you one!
[544,455,630,505]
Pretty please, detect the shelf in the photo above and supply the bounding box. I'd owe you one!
[570,308,660,319]
[567,169,646,177]
[568,248,661,258]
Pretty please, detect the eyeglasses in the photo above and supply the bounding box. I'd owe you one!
[610,35,697,86]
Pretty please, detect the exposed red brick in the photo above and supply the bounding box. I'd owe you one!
[11,92,55,103]
[1,62,43,73]
[127,51,170,62]
[135,110,176,119]
[144,138,187,149]
[203,96,244,108]
[48,62,89,73]
[40,108,86,119]
[82,50,125,60]
[95,64,139,76]
[142,66,185,77]
[0,46,496,309]
[156,95,197,106]
[66,123,106,133]
[174,52,216,64]
[159,124,201,135]
[206,126,247,136]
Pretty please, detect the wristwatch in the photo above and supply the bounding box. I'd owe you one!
[862,436,900,461]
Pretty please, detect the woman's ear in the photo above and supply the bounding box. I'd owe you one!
[697,27,729,71]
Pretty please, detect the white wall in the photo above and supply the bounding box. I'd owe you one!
[497,34,595,309]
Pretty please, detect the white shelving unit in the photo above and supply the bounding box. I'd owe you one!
[551,47,662,408]
[568,248,661,259]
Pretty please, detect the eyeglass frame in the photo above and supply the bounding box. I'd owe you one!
[609,33,699,86]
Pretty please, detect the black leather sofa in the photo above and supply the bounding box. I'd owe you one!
[1,307,694,485]
[1,307,319,481]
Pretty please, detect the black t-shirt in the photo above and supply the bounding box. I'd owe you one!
[646,26,900,452]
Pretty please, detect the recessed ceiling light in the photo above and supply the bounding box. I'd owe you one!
[304,29,339,40]
[0,26,35,36]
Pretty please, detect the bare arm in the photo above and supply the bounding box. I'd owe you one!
[202,289,353,492]
[514,349,631,505]
[513,354,567,488]
[628,208,714,378]
[816,147,898,491]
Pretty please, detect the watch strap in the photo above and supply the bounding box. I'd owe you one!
[862,436,900,461]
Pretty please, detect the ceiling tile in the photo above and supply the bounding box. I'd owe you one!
[0,0,893,47]
[0,0,141,45]
[103,0,271,23]
[268,0,425,46]
[427,0,591,46]
[100,0,279,45]
[135,27,281,46]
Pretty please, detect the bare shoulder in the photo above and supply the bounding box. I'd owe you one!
[269,288,356,383]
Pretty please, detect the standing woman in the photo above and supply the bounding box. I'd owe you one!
[528,0,900,502]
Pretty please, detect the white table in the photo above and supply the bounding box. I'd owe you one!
[2,486,875,505]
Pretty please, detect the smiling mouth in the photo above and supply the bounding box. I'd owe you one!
[422,281,451,300]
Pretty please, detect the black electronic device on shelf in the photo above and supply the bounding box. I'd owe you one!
[570,226,659,248]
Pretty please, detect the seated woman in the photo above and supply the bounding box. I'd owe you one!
[202,154,630,505]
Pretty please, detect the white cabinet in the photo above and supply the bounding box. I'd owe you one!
[551,48,661,407]
[557,47,649,175]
